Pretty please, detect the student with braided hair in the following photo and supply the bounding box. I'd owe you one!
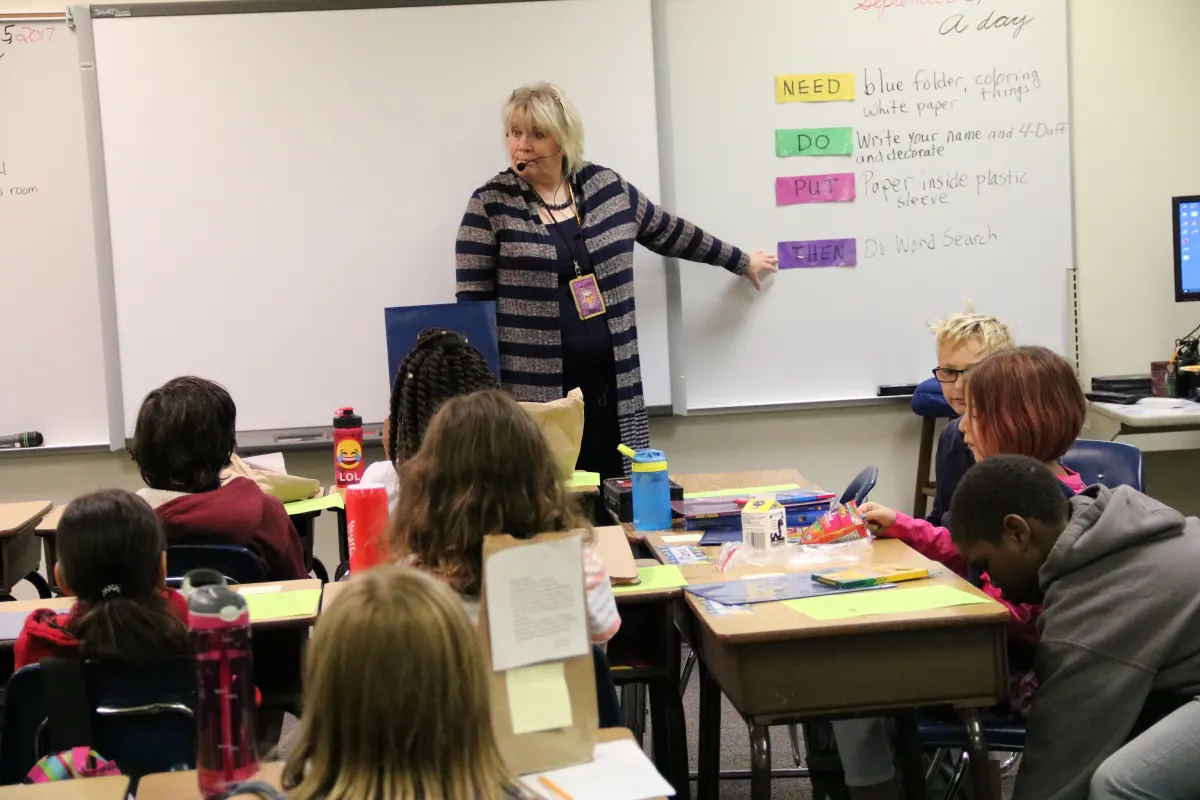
[361,328,497,512]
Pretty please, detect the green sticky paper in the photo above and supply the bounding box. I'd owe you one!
[567,471,601,488]
[612,565,689,594]
[775,127,855,157]
[283,493,344,516]
[243,588,322,621]
[684,484,801,499]
[783,586,993,621]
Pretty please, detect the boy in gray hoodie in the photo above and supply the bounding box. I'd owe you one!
[948,455,1200,800]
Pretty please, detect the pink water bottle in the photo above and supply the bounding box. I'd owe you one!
[184,570,258,798]
[333,407,364,488]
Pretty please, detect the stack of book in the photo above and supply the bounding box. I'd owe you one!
[671,490,837,546]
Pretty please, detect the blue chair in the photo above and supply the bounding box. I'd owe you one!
[1062,439,1144,492]
[839,466,879,506]
[166,544,269,587]
[0,658,195,786]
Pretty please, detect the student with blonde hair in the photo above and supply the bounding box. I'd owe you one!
[390,388,620,644]
[282,566,529,800]
[925,305,1015,525]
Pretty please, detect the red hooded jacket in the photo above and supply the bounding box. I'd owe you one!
[14,589,190,671]
[146,477,308,582]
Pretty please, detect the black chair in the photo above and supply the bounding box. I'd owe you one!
[592,646,621,729]
[839,466,880,506]
[0,657,195,785]
[166,544,269,588]
[1062,439,1144,492]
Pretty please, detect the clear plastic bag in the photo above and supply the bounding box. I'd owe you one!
[714,537,873,573]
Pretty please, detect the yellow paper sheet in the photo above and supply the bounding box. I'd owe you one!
[783,586,992,621]
[507,661,573,734]
[775,73,855,103]
[568,471,602,488]
[243,588,322,621]
[612,565,689,594]
[283,493,344,515]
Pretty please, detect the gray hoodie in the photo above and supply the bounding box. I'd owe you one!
[1014,485,1200,800]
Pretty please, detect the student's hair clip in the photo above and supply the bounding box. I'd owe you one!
[101,584,122,598]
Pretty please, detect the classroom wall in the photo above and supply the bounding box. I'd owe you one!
[4,0,1200,583]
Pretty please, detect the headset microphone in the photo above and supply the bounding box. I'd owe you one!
[516,149,563,172]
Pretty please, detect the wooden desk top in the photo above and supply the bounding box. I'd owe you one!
[0,579,322,648]
[35,505,65,535]
[135,729,646,799]
[0,775,128,799]
[0,501,52,537]
[650,536,1008,644]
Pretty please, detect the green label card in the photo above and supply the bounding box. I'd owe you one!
[775,127,854,157]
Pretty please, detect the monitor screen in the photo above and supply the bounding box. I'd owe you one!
[1174,195,1200,301]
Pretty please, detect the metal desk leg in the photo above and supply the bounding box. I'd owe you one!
[697,662,721,800]
[961,707,997,800]
[748,723,772,800]
[895,712,927,800]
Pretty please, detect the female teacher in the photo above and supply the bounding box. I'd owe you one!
[456,82,778,479]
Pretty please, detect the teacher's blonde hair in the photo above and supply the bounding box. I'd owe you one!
[282,566,522,800]
[503,81,585,176]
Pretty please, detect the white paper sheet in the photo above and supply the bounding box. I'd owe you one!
[485,536,588,672]
[243,452,287,475]
[520,739,676,800]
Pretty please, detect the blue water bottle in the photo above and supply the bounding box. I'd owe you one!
[618,444,672,531]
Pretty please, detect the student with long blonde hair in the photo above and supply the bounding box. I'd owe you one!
[282,566,527,800]
[390,388,620,643]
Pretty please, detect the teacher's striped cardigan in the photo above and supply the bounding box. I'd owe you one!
[455,163,749,461]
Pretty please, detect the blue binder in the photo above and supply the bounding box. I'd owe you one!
[383,302,499,386]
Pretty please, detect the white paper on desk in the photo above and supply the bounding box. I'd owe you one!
[243,452,287,475]
[485,536,589,672]
[521,739,676,800]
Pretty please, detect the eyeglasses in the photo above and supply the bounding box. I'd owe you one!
[932,366,972,384]
[510,88,565,114]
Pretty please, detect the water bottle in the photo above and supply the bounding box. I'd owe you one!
[345,482,389,575]
[618,444,672,531]
[183,570,259,799]
[333,407,364,488]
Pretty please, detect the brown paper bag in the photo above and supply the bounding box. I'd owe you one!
[221,453,322,504]
[520,388,584,479]
[478,532,598,775]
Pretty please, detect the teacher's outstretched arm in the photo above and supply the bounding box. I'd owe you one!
[455,192,499,302]
[622,179,779,291]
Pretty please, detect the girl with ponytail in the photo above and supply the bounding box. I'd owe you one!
[15,489,190,669]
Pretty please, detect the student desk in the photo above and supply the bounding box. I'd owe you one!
[0,775,129,799]
[644,531,1009,800]
[0,501,51,597]
[1089,399,1200,437]
[37,504,324,593]
[134,728,658,799]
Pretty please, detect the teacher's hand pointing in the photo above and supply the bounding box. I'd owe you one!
[745,250,780,291]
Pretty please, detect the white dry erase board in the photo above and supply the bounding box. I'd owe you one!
[656,0,1071,412]
[75,0,671,436]
[0,14,117,451]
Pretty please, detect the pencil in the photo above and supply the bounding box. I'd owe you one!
[538,775,574,800]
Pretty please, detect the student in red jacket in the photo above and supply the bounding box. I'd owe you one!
[131,376,308,581]
[16,490,190,670]
[833,346,1088,800]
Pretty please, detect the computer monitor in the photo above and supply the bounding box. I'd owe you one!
[1174,195,1200,301]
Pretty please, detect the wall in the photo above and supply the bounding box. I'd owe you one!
[3,0,1200,589]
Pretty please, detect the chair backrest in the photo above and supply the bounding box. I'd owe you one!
[910,376,956,419]
[166,544,269,587]
[1062,439,1145,493]
[839,466,880,507]
[1,658,196,785]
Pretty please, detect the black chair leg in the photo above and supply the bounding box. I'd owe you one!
[310,557,330,584]
[22,572,52,600]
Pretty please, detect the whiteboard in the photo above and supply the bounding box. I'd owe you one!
[84,0,670,435]
[657,0,1071,412]
[0,16,113,449]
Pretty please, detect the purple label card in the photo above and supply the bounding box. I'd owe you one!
[778,238,857,269]
[775,173,856,206]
